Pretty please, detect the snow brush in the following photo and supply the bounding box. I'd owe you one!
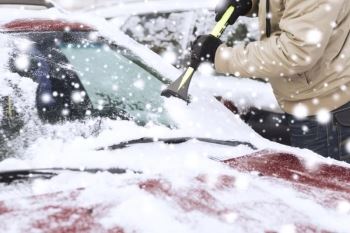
[161,6,236,103]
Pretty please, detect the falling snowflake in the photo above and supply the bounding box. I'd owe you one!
[61,109,70,116]
[234,175,250,190]
[198,62,215,76]
[40,93,52,104]
[337,201,350,214]
[15,55,30,71]
[316,109,331,125]
[279,224,296,233]
[292,104,308,119]
[301,125,309,134]
[133,79,145,90]
[71,91,85,103]
[306,29,323,44]
[161,49,177,65]
[345,140,350,154]
[223,212,238,223]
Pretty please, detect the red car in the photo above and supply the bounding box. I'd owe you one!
[0,1,350,233]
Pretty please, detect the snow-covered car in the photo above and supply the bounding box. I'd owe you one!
[0,5,350,233]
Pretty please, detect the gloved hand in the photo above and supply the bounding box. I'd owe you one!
[215,0,253,25]
[190,35,222,69]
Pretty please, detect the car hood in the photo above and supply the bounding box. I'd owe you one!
[0,150,350,232]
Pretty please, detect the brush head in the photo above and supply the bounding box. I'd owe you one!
[161,88,190,103]
[160,67,195,103]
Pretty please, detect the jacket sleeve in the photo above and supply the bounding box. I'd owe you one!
[215,0,343,79]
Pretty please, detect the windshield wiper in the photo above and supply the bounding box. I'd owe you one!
[0,167,138,185]
[0,138,256,185]
[97,137,257,151]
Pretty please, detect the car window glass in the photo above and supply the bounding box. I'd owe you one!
[59,41,174,127]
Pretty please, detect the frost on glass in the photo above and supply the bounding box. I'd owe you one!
[59,40,174,126]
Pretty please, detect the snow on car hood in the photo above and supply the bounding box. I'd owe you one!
[0,8,350,233]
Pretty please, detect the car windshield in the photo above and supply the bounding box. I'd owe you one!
[58,39,173,126]
[13,32,175,127]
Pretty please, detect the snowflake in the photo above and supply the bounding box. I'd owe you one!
[40,93,52,104]
[316,109,331,125]
[306,29,323,45]
[345,140,350,154]
[145,103,152,110]
[292,104,308,119]
[337,201,350,214]
[223,211,238,223]
[71,91,85,103]
[161,49,177,65]
[133,79,145,90]
[234,175,250,190]
[279,224,296,233]
[15,55,30,71]
[61,109,70,116]
[198,62,215,76]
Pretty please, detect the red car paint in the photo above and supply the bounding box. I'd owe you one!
[1,19,94,32]
[225,150,350,193]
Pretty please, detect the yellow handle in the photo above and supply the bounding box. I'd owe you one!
[178,67,195,91]
[210,6,235,38]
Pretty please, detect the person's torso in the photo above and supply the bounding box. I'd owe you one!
[257,0,350,115]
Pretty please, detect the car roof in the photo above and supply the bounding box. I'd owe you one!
[0,19,95,32]
[0,0,54,7]
[0,1,93,33]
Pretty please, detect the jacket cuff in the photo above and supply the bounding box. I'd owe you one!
[214,44,231,74]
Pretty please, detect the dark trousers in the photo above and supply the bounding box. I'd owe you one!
[287,102,350,163]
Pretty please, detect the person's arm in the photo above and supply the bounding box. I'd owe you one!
[215,0,343,79]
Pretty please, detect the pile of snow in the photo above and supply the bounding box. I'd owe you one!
[194,72,281,113]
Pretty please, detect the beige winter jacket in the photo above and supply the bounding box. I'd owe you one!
[215,0,350,116]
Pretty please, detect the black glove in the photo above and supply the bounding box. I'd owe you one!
[215,0,252,25]
[190,35,222,69]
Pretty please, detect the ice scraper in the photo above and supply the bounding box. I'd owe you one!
[161,6,236,102]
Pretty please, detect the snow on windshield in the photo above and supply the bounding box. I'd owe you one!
[0,8,265,161]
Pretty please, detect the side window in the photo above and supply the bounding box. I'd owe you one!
[10,41,93,123]
[38,48,93,122]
